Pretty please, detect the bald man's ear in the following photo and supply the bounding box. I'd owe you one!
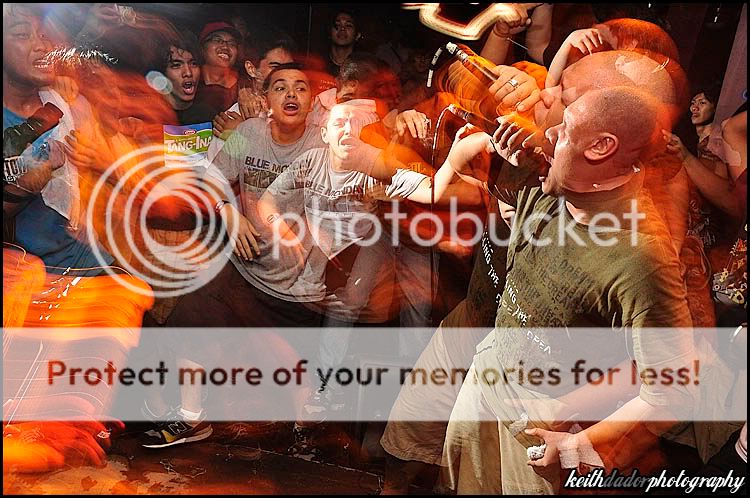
[321,126,329,144]
[584,133,618,162]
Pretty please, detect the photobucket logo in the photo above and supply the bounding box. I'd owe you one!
[516,197,646,248]
[85,145,234,298]
[267,196,647,258]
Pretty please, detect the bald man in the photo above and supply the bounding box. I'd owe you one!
[441,82,696,493]
[380,49,687,490]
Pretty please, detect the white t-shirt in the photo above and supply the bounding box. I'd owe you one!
[210,118,324,301]
[263,147,428,304]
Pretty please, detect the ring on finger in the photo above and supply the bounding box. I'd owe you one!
[506,78,519,89]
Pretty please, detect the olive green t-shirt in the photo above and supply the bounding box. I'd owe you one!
[475,186,694,409]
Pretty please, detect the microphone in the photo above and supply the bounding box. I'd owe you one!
[446,103,549,194]
[445,42,498,88]
[446,104,498,134]
[442,43,501,120]
[429,42,495,89]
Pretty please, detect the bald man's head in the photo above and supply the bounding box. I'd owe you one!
[535,50,681,140]
[543,86,661,195]
[575,86,660,161]
[566,51,675,103]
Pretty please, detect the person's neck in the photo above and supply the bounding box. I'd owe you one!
[563,175,643,227]
[330,152,347,172]
[166,94,192,111]
[695,122,712,142]
[270,121,305,145]
[330,45,353,66]
[202,65,237,87]
[3,75,43,117]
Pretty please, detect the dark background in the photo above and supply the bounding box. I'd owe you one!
[47,3,743,90]
[142,3,743,88]
[40,3,745,154]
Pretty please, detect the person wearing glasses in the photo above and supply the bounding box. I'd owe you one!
[194,21,241,118]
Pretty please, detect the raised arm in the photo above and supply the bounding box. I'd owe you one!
[664,130,745,219]
[546,28,605,88]
[480,3,544,65]
[722,110,747,182]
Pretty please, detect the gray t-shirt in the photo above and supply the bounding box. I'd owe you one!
[264,147,429,303]
[211,118,325,301]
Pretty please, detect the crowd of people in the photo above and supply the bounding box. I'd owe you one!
[3,3,746,495]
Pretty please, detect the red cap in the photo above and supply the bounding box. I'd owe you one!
[199,21,241,43]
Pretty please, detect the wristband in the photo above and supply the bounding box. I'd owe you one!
[493,24,512,38]
[214,199,230,215]
[266,213,280,225]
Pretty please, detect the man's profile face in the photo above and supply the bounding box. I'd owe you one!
[202,30,238,69]
[331,13,358,47]
[542,99,588,196]
[165,46,200,105]
[3,9,55,88]
[544,92,633,196]
[265,68,311,128]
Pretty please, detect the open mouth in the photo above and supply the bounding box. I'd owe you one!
[217,50,231,61]
[33,59,52,71]
[182,81,196,95]
[538,160,551,182]
[282,102,300,115]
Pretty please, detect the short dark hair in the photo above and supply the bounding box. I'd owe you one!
[253,37,298,66]
[164,32,203,69]
[692,81,723,107]
[330,9,358,28]
[336,52,390,86]
[262,62,307,92]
